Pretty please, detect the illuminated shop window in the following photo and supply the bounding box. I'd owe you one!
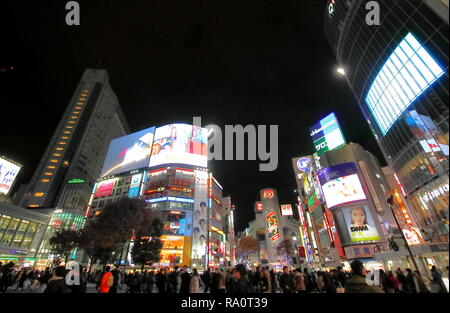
[70,116,78,119]
[64,131,71,134]
[80,94,88,97]
[47,165,56,169]
[28,205,39,208]
[41,179,50,183]
[365,33,445,135]
[79,98,86,101]
[34,192,44,197]
[77,102,84,105]
[72,111,80,114]
[74,106,82,110]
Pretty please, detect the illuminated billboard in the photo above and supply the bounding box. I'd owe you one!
[100,127,155,177]
[162,211,187,236]
[149,124,208,168]
[318,162,366,210]
[280,204,293,216]
[310,113,346,156]
[0,157,21,195]
[255,201,263,212]
[93,179,116,198]
[265,211,281,242]
[365,33,445,135]
[342,206,381,243]
[128,173,143,198]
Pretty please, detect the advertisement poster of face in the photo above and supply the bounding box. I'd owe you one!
[100,127,155,177]
[192,170,208,263]
[343,206,381,243]
[0,157,21,195]
[150,124,208,168]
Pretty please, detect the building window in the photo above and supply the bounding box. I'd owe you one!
[58,142,66,145]
[44,172,53,176]
[66,126,74,129]
[47,165,56,169]
[41,179,50,183]
[68,121,76,124]
[64,131,71,134]
[52,154,61,157]
[74,106,82,110]
[61,136,69,140]
[50,159,59,163]
[34,192,44,197]
[70,116,78,119]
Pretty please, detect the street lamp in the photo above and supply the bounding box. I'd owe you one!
[337,67,346,76]
[387,195,420,273]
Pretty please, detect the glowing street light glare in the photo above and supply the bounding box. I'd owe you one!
[337,67,346,76]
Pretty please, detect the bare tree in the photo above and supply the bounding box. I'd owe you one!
[236,236,259,263]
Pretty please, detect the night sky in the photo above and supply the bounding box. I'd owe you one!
[1,0,385,232]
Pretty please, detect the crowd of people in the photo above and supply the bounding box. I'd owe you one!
[0,260,448,294]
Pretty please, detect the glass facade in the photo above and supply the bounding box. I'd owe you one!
[0,213,43,250]
[324,0,449,243]
[365,33,445,135]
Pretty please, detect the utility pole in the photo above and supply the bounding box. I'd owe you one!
[387,195,420,273]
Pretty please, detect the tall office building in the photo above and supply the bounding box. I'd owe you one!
[324,0,449,249]
[21,69,130,223]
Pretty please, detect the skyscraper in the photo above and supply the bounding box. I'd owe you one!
[21,69,130,222]
[324,0,448,250]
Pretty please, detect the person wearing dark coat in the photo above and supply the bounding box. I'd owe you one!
[179,266,191,293]
[233,264,255,293]
[345,260,384,293]
[279,266,295,293]
[44,266,70,293]
[201,269,212,293]
[156,268,167,293]
[396,268,408,292]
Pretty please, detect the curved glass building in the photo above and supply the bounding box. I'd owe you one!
[324,0,448,247]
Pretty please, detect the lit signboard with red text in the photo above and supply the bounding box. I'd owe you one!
[93,179,116,198]
[265,211,281,242]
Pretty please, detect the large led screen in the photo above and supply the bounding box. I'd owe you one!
[0,157,21,195]
[318,162,366,210]
[310,113,346,156]
[100,127,156,177]
[149,124,208,168]
[343,206,381,243]
[365,33,445,135]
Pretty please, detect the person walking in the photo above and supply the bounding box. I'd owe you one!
[404,269,417,293]
[379,269,395,293]
[189,268,201,293]
[260,267,272,293]
[226,269,236,293]
[279,266,294,293]
[98,266,114,294]
[44,266,70,293]
[413,270,429,293]
[168,266,179,293]
[15,269,28,292]
[396,268,408,292]
[201,268,211,293]
[180,266,191,293]
[430,266,447,293]
[109,266,120,294]
[156,268,167,293]
[344,260,384,293]
[387,271,401,292]
[269,269,278,293]
[294,268,306,293]
[233,264,255,293]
